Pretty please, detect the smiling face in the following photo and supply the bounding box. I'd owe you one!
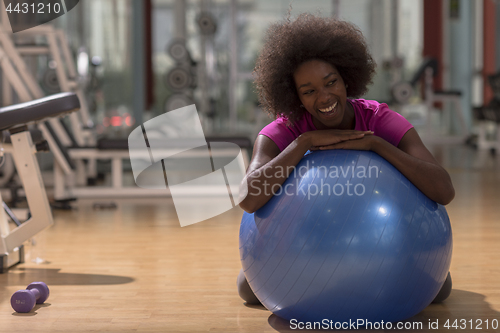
[293,59,355,130]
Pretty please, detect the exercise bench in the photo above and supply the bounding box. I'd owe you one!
[0,92,80,273]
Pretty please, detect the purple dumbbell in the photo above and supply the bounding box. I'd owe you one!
[11,282,50,313]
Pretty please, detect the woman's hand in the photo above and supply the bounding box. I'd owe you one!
[314,133,378,151]
[312,129,454,205]
[303,129,374,150]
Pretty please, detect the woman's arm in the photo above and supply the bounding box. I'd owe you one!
[238,135,309,214]
[239,130,373,213]
[319,128,455,205]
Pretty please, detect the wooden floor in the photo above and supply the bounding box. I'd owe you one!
[1,144,500,332]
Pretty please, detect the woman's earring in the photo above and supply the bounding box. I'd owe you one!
[345,84,349,88]
[300,105,305,108]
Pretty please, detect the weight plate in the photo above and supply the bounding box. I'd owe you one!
[391,81,413,104]
[197,12,217,35]
[167,38,189,61]
[164,67,192,91]
[164,94,194,112]
[41,69,60,93]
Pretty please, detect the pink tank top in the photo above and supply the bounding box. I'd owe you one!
[259,99,413,151]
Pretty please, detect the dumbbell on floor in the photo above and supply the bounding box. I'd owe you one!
[11,282,50,313]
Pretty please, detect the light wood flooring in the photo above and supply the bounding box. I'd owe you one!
[0,144,499,332]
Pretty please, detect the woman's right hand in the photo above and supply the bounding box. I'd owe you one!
[302,129,374,150]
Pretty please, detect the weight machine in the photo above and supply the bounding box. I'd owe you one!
[391,57,469,142]
[0,2,251,203]
[473,72,500,152]
[0,5,94,146]
[0,92,80,273]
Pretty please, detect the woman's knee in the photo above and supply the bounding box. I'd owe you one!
[237,269,262,305]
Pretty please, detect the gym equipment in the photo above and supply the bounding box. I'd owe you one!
[11,281,50,313]
[0,6,95,201]
[0,152,15,187]
[47,120,250,200]
[167,38,191,62]
[164,67,193,91]
[165,38,197,96]
[473,72,500,152]
[0,92,80,273]
[239,150,452,323]
[3,202,22,227]
[31,32,246,201]
[0,12,91,201]
[392,57,468,141]
[0,4,94,147]
[164,93,194,112]
[391,58,439,105]
[41,68,60,94]
[197,12,217,36]
[0,2,249,202]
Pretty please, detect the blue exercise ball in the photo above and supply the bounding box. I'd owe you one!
[239,150,452,323]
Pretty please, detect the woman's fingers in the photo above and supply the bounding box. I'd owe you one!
[310,130,374,148]
[319,135,373,151]
[333,130,373,141]
[338,131,371,141]
[330,130,373,135]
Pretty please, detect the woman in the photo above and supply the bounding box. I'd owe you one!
[237,13,453,305]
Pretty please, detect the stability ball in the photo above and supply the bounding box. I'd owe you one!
[239,150,452,323]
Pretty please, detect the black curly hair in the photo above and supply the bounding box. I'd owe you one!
[254,13,376,125]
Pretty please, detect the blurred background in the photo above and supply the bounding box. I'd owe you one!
[0,0,499,204]
[2,0,495,144]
